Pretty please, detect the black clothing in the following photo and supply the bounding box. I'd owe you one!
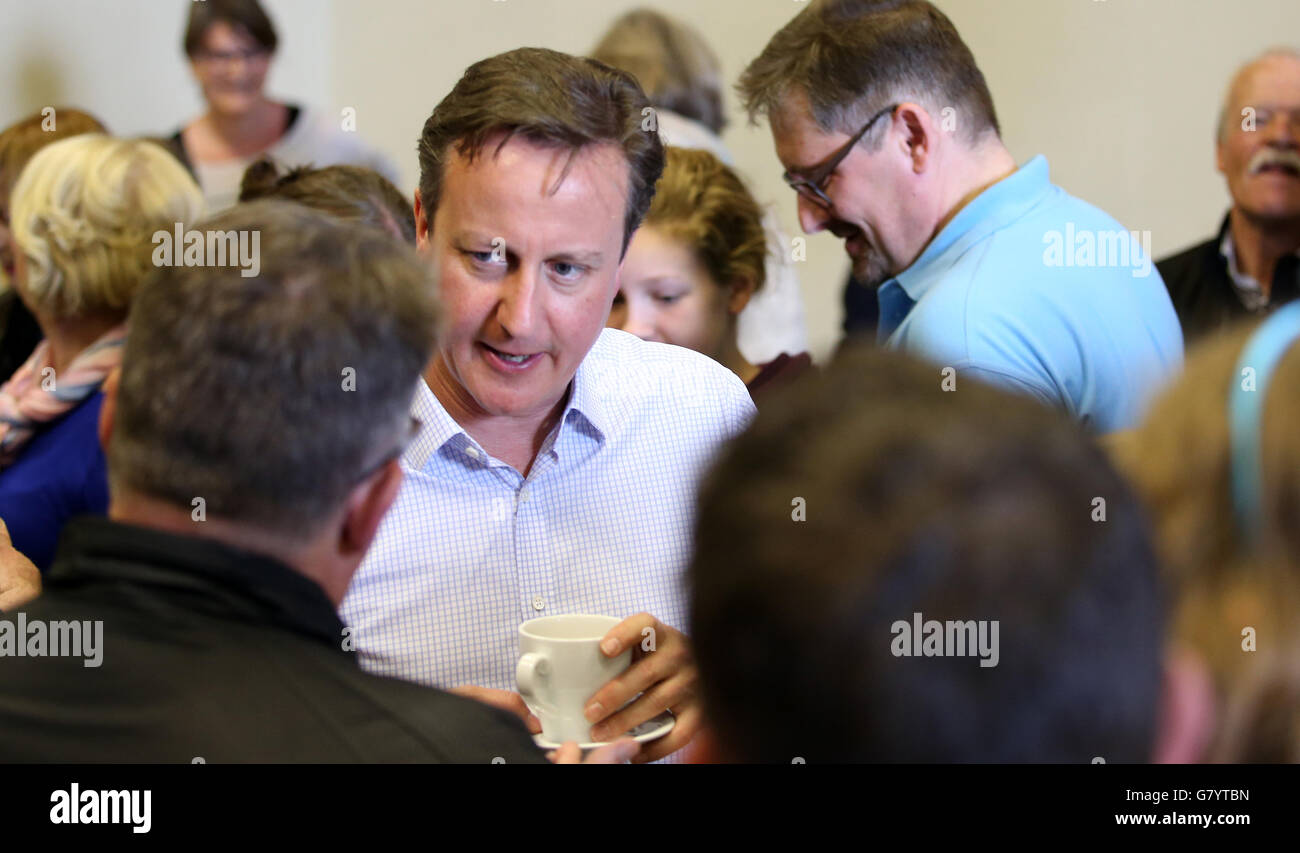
[0,517,545,763]
[1156,213,1300,344]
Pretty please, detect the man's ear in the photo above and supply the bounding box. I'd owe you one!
[413,189,430,253]
[895,102,933,174]
[1151,647,1217,763]
[340,458,404,558]
[98,366,121,452]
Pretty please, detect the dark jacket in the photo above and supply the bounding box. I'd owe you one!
[1156,213,1300,344]
[0,517,546,763]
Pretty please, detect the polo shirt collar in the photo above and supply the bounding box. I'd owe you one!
[892,154,1054,303]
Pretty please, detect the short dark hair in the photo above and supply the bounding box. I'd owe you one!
[239,158,416,244]
[690,345,1165,762]
[738,0,1000,147]
[184,0,278,57]
[417,47,665,256]
[109,201,438,542]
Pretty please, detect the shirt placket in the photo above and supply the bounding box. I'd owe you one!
[514,453,558,621]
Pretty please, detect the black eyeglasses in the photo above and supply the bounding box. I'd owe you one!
[783,103,899,210]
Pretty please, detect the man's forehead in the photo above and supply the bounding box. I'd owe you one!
[772,90,840,171]
[1233,55,1300,104]
[451,131,629,195]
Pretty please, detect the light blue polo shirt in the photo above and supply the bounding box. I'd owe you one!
[876,155,1183,432]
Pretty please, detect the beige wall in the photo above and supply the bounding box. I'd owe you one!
[3,0,1297,359]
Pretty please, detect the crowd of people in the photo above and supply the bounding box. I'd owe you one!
[0,0,1297,763]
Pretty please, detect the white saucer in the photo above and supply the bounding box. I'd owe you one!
[533,710,675,751]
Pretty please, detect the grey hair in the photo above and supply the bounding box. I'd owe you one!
[1217,47,1300,143]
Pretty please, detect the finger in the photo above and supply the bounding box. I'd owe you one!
[590,671,693,741]
[550,742,583,764]
[597,612,658,660]
[0,517,10,546]
[584,738,640,764]
[585,636,689,725]
[634,703,703,764]
[452,686,543,734]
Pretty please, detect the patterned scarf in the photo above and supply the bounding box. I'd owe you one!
[0,324,126,468]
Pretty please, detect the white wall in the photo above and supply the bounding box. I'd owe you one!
[3,0,1298,360]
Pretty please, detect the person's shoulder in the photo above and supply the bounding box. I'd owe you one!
[586,328,751,399]
[352,671,548,764]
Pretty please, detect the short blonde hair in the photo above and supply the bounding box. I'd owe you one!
[10,135,204,319]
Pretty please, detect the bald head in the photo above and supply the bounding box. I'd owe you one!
[1218,48,1300,143]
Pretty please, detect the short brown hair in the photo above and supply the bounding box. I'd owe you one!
[239,158,416,244]
[184,0,278,57]
[417,47,665,256]
[110,201,439,542]
[592,8,727,135]
[0,107,107,202]
[644,147,767,293]
[738,0,1000,147]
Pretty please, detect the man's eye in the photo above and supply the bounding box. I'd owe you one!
[655,293,684,305]
[465,250,503,266]
[552,261,585,280]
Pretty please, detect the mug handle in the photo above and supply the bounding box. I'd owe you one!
[516,652,551,711]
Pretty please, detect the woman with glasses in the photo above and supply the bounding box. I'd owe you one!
[162,0,398,212]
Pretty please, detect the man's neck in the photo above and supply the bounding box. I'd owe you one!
[108,492,347,605]
[1228,207,1300,298]
[933,137,1019,241]
[422,358,567,478]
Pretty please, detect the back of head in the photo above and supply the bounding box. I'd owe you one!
[109,201,439,544]
[645,147,768,294]
[691,345,1164,762]
[417,46,665,255]
[591,8,727,135]
[1114,318,1300,762]
[238,158,416,244]
[0,107,107,201]
[9,134,204,320]
[738,0,999,147]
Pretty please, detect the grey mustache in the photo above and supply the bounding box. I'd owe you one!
[1249,148,1300,174]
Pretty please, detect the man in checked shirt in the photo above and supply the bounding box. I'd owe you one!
[340,47,756,762]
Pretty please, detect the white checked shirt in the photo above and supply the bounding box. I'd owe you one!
[341,328,756,692]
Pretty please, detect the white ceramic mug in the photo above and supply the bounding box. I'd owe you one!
[516,614,632,744]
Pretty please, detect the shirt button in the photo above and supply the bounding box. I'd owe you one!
[465,447,480,460]
[519,487,529,502]
[532,596,546,611]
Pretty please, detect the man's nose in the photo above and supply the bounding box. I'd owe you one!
[797,193,833,235]
[496,268,538,338]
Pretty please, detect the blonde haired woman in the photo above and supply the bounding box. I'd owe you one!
[610,147,812,402]
[0,135,204,575]
[1112,310,1300,761]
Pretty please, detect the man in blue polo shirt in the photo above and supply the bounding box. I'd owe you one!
[740,0,1181,431]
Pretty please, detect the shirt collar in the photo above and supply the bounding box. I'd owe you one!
[892,155,1054,303]
[1218,215,1300,312]
[403,359,609,474]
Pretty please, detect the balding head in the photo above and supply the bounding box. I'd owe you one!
[1218,48,1300,143]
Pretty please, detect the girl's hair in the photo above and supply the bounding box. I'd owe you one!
[644,147,767,294]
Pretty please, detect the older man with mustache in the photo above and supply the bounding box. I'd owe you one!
[1159,48,1300,343]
